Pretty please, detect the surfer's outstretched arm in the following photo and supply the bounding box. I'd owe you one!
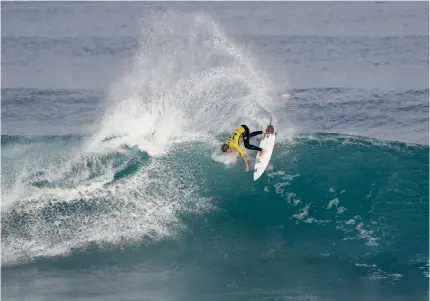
[241,154,249,172]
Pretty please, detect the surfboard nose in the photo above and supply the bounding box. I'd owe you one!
[266,125,275,134]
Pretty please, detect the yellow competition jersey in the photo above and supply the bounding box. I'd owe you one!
[225,125,245,157]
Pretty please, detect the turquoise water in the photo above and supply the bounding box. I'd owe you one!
[2,133,428,300]
[2,2,429,301]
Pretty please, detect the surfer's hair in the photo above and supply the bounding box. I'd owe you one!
[221,144,228,152]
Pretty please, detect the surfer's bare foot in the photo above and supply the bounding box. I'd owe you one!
[258,149,266,157]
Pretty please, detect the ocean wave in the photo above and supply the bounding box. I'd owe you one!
[1,132,428,285]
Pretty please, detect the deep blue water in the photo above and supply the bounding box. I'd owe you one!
[1,2,429,301]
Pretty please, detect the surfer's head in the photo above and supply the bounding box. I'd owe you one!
[221,144,228,152]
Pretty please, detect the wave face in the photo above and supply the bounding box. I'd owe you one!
[2,133,429,300]
[1,5,429,301]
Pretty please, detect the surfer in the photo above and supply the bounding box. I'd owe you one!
[221,124,266,172]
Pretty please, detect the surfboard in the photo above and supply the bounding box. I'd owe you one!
[253,122,276,181]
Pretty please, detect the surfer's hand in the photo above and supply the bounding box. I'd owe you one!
[245,165,249,172]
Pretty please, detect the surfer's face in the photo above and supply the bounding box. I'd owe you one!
[221,144,228,152]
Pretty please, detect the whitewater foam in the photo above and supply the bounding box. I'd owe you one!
[2,157,213,265]
[2,10,280,265]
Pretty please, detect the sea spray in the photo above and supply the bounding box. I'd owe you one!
[86,11,281,156]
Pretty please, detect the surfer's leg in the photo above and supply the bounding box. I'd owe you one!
[245,143,263,151]
[241,125,263,151]
[249,130,263,138]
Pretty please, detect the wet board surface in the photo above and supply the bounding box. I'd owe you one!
[253,124,276,181]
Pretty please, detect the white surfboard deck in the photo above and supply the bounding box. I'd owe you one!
[253,124,276,181]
